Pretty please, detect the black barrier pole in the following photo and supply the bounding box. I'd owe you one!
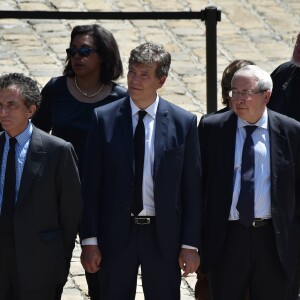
[200,6,221,113]
[0,11,203,20]
[0,7,221,114]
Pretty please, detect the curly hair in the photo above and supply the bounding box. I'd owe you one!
[0,73,41,109]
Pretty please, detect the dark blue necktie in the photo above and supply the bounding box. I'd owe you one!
[237,126,257,227]
[132,110,147,216]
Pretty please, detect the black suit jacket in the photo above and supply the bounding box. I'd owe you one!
[0,125,82,290]
[268,61,300,118]
[81,96,202,261]
[199,109,300,277]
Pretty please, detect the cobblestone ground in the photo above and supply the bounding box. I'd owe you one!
[0,0,299,298]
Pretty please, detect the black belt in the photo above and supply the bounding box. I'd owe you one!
[251,218,271,227]
[231,218,271,228]
[132,216,155,225]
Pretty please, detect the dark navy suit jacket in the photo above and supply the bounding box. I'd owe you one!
[81,96,202,261]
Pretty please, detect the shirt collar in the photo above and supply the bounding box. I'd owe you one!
[130,95,159,119]
[5,121,33,146]
[237,108,268,130]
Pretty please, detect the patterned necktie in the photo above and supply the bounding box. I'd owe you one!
[237,126,257,227]
[132,110,147,216]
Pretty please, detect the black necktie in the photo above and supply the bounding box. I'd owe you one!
[2,137,17,217]
[132,110,147,216]
[0,137,17,244]
[237,126,257,227]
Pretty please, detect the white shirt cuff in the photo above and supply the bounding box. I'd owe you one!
[182,244,198,251]
[81,237,98,246]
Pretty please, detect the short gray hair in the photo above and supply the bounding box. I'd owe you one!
[128,42,171,78]
[232,65,273,92]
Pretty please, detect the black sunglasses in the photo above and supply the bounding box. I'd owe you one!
[66,47,98,58]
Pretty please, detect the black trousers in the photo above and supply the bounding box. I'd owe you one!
[289,252,300,300]
[85,271,101,300]
[0,244,56,300]
[210,221,290,300]
[98,218,181,300]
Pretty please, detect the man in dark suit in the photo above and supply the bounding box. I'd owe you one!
[195,59,255,300]
[268,32,300,121]
[80,42,202,299]
[199,65,300,300]
[267,31,300,300]
[0,73,82,300]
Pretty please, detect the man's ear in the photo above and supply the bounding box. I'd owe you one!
[158,76,167,88]
[27,104,37,118]
[264,90,271,105]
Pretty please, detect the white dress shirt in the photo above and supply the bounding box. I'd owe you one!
[229,108,271,221]
[130,97,158,216]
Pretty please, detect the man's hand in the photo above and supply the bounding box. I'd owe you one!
[81,245,101,273]
[178,248,200,277]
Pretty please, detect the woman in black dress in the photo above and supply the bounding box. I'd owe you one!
[32,24,127,300]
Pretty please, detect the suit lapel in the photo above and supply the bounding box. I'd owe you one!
[119,97,134,172]
[222,111,237,193]
[268,110,286,192]
[16,127,46,206]
[153,98,169,179]
[0,133,5,178]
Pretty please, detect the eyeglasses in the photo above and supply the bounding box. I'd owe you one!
[66,47,98,58]
[292,38,300,46]
[229,89,266,100]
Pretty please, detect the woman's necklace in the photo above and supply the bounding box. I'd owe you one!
[74,77,103,98]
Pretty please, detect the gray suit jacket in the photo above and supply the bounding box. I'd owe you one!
[0,125,82,290]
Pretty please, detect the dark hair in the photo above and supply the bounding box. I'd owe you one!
[63,24,123,84]
[128,42,171,78]
[0,73,41,109]
[221,59,255,106]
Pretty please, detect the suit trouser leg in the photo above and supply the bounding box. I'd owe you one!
[99,223,140,300]
[139,221,181,300]
[210,222,290,300]
[195,270,211,300]
[289,251,300,300]
[0,243,56,300]
[19,286,56,300]
[99,219,181,300]
[0,243,19,300]
[85,271,100,300]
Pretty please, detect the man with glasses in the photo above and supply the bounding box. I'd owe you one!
[0,73,82,300]
[268,32,300,300]
[199,65,300,300]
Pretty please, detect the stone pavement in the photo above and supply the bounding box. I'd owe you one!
[0,0,299,298]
